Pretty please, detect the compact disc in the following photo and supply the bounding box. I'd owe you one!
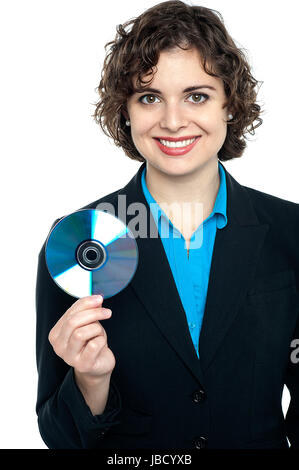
[45,209,138,299]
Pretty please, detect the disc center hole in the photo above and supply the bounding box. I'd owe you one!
[76,240,106,271]
[85,248,97,261]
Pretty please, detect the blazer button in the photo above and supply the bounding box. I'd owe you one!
[192,389,206,403]
[194,436,207,449]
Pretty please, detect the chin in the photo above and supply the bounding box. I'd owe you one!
[147,153,209,176]
[159,160,197,177]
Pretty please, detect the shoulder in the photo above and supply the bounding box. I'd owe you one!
[40,188,123,259]
[78,187,123,211]
[242,185,299,280]
[242,184,299,226]
[53,188,123,226]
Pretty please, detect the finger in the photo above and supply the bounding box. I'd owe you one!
[67,295,104,316]
[49,295,104,341]
[53,307,111,351]
[68,321,106,357]
[78,335,107,371]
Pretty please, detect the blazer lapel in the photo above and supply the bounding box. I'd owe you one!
[108,162,269,386]
[199,163,269,372]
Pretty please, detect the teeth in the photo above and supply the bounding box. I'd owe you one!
[159,137,196,148]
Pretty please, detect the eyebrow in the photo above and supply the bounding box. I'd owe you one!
[133,85,217,94]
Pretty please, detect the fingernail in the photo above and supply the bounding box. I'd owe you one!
[93,295,103,303]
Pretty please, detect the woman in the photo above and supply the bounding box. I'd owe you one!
[35,0,299,449]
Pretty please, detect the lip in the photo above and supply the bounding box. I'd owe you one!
[154,136,201,156]
[154,135,200,142]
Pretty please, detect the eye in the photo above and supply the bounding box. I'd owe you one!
[138,92,209,105]
[187,93,209,104]
[139,94,160,105]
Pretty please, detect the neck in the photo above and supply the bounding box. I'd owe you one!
[145,157,220,222]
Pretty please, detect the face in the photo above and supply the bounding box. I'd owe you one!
[125,47,229,177]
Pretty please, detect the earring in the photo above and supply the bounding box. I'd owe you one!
[126,120,131,126]
[228,114,233,120]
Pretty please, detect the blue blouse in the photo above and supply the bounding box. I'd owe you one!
[141,162,228,358]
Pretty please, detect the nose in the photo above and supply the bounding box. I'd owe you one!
[159,103,189,132]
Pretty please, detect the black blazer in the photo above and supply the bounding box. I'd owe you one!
[35,161,299,449]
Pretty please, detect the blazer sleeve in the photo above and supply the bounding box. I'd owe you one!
[284,251,299,449]
[285,309,299,449]
[35,219,122,449]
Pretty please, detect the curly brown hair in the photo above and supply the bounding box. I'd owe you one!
[92,0,263,162]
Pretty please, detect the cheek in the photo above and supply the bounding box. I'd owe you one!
[130,125,153,154]
[131,118,154,142]
[141,114,155,130]
[204,115,227,137]
[131,128,147,146]
[194,106,225,129]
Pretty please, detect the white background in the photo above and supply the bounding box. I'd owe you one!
[0,0,298,449]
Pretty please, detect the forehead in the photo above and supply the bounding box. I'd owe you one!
[132,47,221,90]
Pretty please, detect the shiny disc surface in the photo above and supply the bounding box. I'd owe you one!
[45,209,138,299]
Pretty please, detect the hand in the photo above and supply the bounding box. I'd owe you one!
[48,295,116,382]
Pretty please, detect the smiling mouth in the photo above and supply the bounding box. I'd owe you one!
[153,136,202,156]
[154,136,202,147]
